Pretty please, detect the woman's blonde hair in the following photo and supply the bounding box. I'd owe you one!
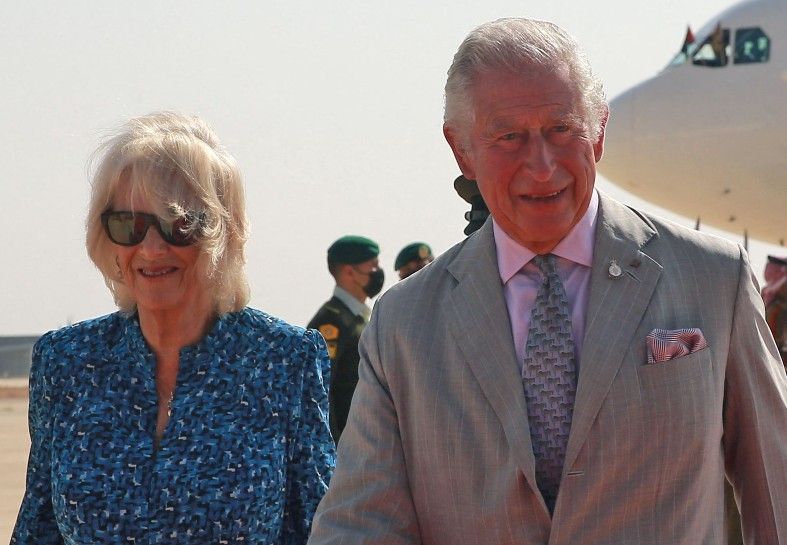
[86,111,250,315]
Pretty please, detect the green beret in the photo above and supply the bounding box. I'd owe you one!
[327,235,380,265]
[395,242,433,270]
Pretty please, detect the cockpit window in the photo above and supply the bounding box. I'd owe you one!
[734,27,770,64]
[692,26,730,67]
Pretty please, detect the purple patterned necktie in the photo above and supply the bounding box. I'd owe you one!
[522,254,577,513]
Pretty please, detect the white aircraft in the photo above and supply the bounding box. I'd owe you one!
[599,0,787,246]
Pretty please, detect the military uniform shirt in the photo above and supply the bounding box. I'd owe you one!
[308,287,369,442]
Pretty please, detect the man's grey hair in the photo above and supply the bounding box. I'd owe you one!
[444,18,607,141]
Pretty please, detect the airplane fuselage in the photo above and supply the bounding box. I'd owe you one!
[599,0,787,245]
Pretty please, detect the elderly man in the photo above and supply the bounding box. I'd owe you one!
[308,18,787,544]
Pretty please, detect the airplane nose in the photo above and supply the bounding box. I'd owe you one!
[599,87,638,188]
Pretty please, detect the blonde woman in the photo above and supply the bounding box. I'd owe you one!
[12,112,334,544]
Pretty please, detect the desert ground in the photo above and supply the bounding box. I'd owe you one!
[0,380,30,544]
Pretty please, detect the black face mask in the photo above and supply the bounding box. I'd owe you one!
[362,268,385,298]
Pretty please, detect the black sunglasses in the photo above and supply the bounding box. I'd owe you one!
[101,211,201,247]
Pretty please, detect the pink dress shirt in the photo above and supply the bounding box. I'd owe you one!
[494,190,599,371]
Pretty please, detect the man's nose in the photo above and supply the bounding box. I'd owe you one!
[523,135,556,182]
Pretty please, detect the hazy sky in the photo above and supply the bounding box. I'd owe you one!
[2,0,780,335]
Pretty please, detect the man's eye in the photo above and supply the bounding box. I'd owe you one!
[553,125,570,133]
[500,133,518,141]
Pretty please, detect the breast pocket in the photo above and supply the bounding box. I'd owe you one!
[636,346,713,390]
[635,346,720,442]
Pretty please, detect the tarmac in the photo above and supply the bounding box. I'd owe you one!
[0,380,29,544]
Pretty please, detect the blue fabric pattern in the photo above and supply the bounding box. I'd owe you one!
[11,308,335,544]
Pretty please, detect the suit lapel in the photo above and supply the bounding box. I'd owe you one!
[443,198,664,505]
[446,221,539,492]
[563,194,663,471]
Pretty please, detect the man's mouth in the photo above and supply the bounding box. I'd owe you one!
[139,267,178,278]
[521,188,565,201]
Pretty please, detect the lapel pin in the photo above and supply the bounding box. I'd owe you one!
[608,260,622,278]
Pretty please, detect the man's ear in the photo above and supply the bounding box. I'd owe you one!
[593,106,609,162]
[444,124,476,180]
[334,262,352,283]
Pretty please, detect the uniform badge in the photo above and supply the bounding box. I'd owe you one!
[318,324,339,341]
[326,341,338,359]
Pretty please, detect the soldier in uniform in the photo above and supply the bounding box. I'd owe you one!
[308,235,384,443]
[763,254,787,366]
[454,175,489,236]
[394,242,434,280]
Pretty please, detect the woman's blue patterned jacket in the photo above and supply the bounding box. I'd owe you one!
[11,308,335,544]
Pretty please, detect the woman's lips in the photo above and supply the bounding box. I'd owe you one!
[138,267,178,278]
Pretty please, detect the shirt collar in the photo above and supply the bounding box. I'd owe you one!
[333,286,371,320]
[494,189,599,284]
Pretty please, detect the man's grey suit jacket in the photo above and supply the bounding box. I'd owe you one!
[308,193,787,545]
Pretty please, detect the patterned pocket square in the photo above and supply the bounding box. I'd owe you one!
[645,328,708,364]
